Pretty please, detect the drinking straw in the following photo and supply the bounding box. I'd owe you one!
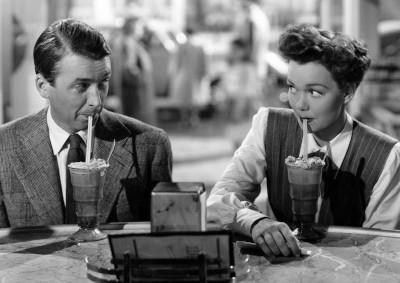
[86,116,93,163]
[106,139,116,164]
[302,119,308,161]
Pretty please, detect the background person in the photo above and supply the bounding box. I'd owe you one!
[168,27,207,127]
[234,0,270,80]
[220,38,261,122]
[207,24,400,257]
[110,17,156,124]
[0,19,172,227]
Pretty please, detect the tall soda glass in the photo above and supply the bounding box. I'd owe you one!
[285,156,324,242]
[67,159,109,242]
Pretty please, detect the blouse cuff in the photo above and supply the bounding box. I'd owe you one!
[232,207,268,237]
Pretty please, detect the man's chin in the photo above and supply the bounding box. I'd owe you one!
[73,119,90,131]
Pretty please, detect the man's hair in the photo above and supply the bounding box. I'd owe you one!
[279,24,371,94]
[33,18,111,85]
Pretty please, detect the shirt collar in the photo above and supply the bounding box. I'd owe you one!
[47,108,87,155]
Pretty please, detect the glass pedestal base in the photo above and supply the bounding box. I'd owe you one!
[67,227,107,243]
[295,223,323,243]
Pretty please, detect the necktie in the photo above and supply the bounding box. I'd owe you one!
[65,134,85,224]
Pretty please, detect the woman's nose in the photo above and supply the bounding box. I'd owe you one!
[296,92,309,111]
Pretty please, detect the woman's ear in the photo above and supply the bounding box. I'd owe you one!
[344,92,354,104]
[35,74,51,99]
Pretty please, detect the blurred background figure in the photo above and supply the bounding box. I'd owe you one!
[168,28,207,127]
[12,14,27,74]
[220,38,261,122]
[234,0,270,81]
[110,17,156,125]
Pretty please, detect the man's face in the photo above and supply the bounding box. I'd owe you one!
[40,53,111,133]
[287,61,350,141]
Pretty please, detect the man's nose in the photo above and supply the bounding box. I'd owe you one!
[296,91,309,111]
[87,85,102,108]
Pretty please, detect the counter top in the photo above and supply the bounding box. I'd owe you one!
[0,223,400,282]
[238,226,400,282]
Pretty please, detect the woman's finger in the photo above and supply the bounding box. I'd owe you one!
[262,232,281,255]
[255,235,274,257]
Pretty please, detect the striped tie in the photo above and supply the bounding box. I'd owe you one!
[65,134,85,224]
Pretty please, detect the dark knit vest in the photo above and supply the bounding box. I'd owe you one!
[264,107,397,226]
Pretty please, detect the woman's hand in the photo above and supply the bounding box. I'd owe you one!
[251,218,301,257]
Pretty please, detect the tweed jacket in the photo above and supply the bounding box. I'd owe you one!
[0,108,173,227]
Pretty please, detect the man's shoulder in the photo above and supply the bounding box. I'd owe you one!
[0,109,47,151]
[101,110,168,140]
[0,110,46,138]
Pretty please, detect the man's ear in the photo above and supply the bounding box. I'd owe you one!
[35,74,51,99]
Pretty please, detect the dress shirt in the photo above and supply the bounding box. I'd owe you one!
[47,108,87,206]
[207,107,400,236]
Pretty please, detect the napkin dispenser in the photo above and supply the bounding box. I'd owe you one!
[151,182,206,232]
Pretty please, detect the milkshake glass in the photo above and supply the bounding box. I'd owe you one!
[285,156,324,241]
[67,159,109,242]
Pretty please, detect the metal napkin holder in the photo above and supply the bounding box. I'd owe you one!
[86,231,235,283]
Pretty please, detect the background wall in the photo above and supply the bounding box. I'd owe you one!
[9,0,48,121]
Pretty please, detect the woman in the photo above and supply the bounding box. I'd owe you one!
[207,24,400,257]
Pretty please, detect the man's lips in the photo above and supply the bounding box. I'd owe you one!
[79,111,100,117]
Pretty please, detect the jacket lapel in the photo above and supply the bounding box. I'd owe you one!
[94,110,136,222]
[12,109,64,224]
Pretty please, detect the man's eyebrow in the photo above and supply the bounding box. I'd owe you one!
[72,78,92,83]
[72,73,111,83]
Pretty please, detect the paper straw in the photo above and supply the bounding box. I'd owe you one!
[106,139,116,164]
[86,116,93,163]
[302,119,308,161]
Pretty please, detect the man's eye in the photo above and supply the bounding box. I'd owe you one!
[98,81,108,91]
[75,83,89,92]
[100,78,110,88]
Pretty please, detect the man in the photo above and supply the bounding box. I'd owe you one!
[0,19,172,227]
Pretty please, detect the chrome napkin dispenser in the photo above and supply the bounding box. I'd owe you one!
[151,182,206,232]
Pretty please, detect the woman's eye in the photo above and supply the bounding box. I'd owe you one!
[309,89,323,97]
[287,85,296,93]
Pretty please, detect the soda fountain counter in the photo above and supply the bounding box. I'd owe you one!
[0,223,399,282]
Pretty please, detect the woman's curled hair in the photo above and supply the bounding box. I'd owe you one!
[279,24,371,94]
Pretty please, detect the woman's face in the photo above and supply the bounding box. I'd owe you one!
[287,61,350,141]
